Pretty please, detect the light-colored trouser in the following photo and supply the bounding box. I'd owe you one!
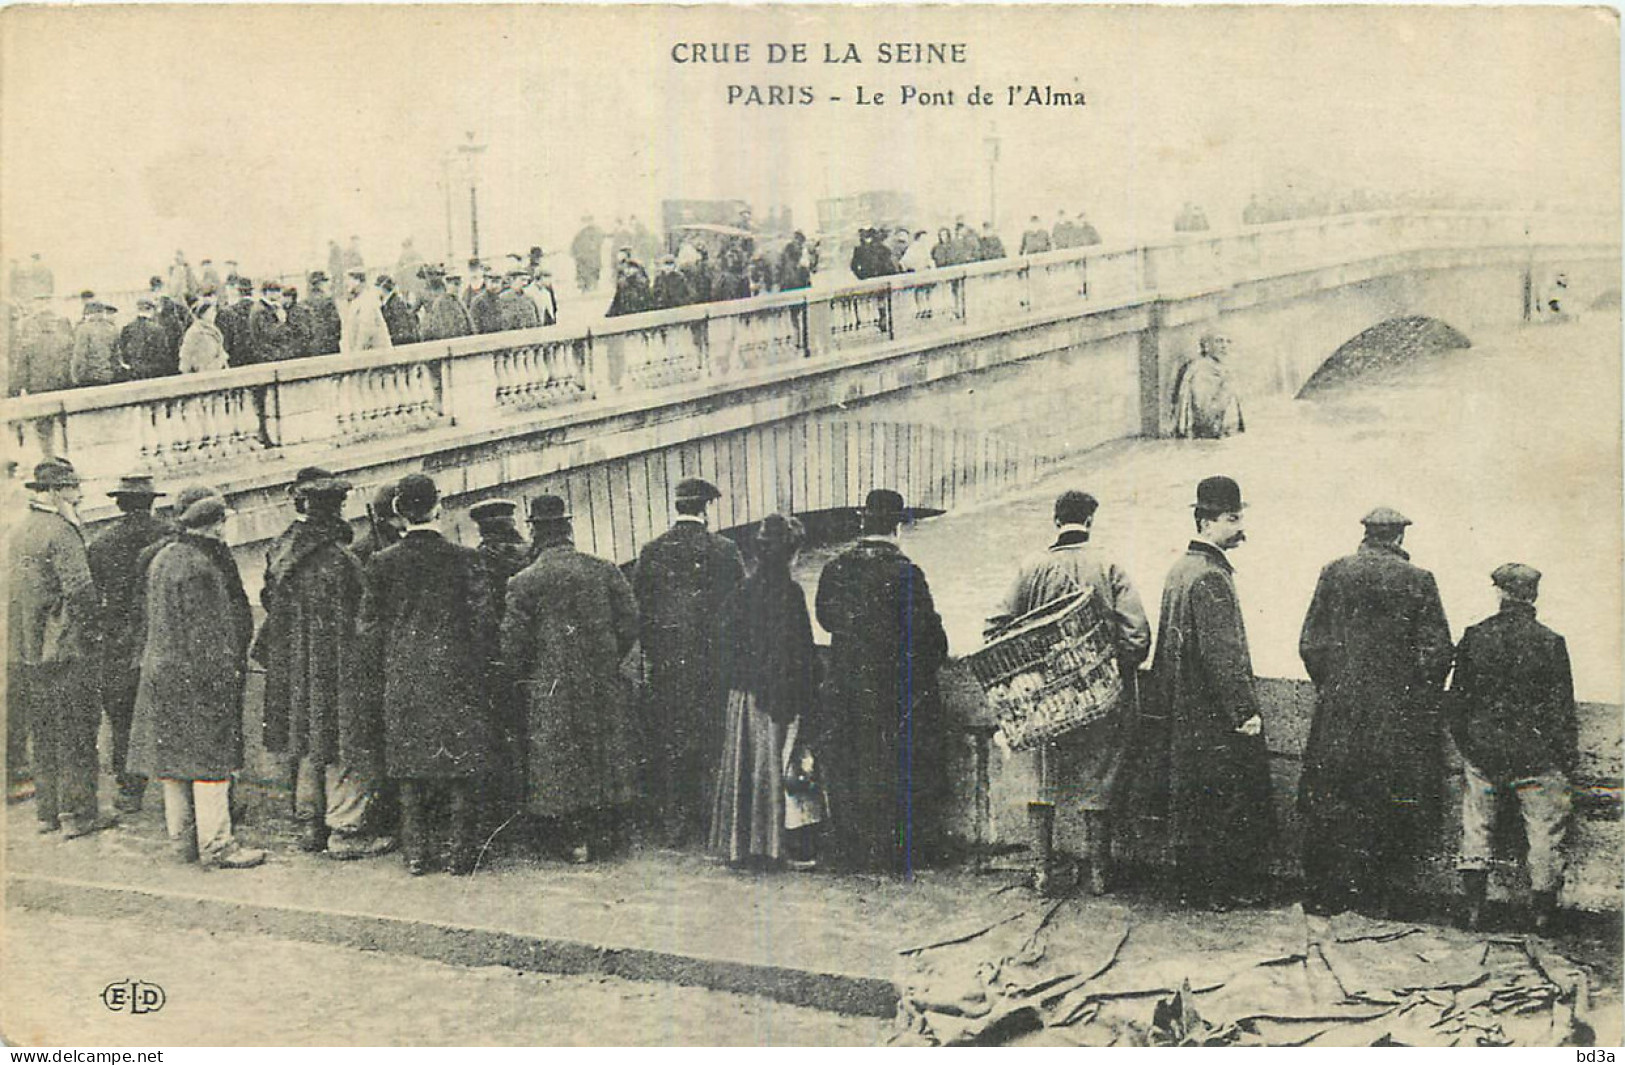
[161,779,233,858]
[1457,761,1572,893]
[294,757,373,837]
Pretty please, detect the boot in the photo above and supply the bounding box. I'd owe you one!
[298,819,329,854]
[1082,810,1112,896]
[1460,870,1489,931]
[1028,801,1059,897]
[202,840,266,870]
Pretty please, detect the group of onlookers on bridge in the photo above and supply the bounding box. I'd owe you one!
[4,242,563,396]
[8,456,1578,933]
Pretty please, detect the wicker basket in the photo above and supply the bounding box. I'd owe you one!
[963,589,1124,751]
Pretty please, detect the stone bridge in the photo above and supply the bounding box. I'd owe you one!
[4,209,1615,580]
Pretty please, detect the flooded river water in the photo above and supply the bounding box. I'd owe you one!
[797,312,1622,703]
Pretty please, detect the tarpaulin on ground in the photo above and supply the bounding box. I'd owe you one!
[890,898,1596,1046]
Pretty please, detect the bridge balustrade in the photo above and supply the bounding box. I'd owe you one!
[4,209,1614,496]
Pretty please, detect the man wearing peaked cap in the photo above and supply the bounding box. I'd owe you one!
[815,488,951,876]
[1297,507,1452,917]
[255,460,391,861]
[1129,476,1270,909]
[88,473,174,812]
[1450,562,1577,932]
[632,476,745,847]
[507,489,641,862]
[9,456,109,838]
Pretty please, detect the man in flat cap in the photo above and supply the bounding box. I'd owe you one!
[356,474,498,875]
[650,255,691,312]
[1449,564,1578,932]
[88,473,174,812]
[1136,476,1271,908]
[255,468,393,860]
[303,272,343,356]
[504,494,641,863]
[1297,506,1452,916]
[989,489,1151,895]
[7,458,108,838]
[120,298,175,382]
[632,477,746,847]
[815,488,950,876]
[128,485,263,868]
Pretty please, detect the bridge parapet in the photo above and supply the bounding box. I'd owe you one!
[4,209,1614,503]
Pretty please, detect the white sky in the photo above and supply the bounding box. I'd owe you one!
[1,5,1617,293]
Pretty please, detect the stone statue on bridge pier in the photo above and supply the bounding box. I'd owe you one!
[1171,333,1245,440]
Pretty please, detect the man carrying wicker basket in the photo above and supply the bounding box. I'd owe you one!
[985,490,1151,896]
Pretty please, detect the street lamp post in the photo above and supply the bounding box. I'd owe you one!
[456,131,488,261]
[985,128,1002,231]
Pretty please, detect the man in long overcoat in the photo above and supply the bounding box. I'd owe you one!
[631,477,746,847]
[8,459,106,837]
[1297,507,1453,915]
[303,272,344,356]
[378,276,420,346]
[70,302,120,387]
[1142,476,1272,908]
[128,487,264,868]
[217,280,257,366]
[87,473,173,813]
[357,474,497,876]
[503,494,641,863]
[255,469,392,859]
[13,297,73,394]
[991,490,1151,895]
[815,489,950,877]
[247,282,296,364]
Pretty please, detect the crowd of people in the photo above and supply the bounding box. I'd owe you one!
[8,457,1579,932]
[5,242,563,395]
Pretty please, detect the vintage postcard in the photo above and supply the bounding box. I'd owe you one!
[0,3,1619,1050]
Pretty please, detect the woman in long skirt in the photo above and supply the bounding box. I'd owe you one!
[709,515,817,868]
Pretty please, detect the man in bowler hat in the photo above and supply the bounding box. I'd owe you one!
[8,459,109,838]
[87,473,174,812]
[1139,476,1272,908]
[815,488,950,876]
[1449,563,1578,932]
[1298,507,1453,916]
[631,477,746,846]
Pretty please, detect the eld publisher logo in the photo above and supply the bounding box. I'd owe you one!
[101,979,166,1015]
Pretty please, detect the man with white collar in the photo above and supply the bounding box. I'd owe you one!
[991,490,1150,895]
[7,458,108,838]
[1143,475,1272,909]
[815,488,950,876]
[632,477,745,847]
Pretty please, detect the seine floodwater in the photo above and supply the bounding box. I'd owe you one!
[797,311,1623,704]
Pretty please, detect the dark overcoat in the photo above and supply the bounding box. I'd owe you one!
[70,319,119,387]
[502,538,641,818]
[1135,541,1272,888]
[87,511,175,670]
[119,317,175,380]
[494,291,541,333]
[814,536,950,874]
[632,521,746,782]
[380,293,420,346]
[128,534,253,780]
[254,517,373,772]
[719,566,818,727]
[216,299,255,366]
[358,530,497,779]
[304,296,343,355]
[248,302,296,363]
[1447,602,1578,784]
[1297,540,1453,884]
